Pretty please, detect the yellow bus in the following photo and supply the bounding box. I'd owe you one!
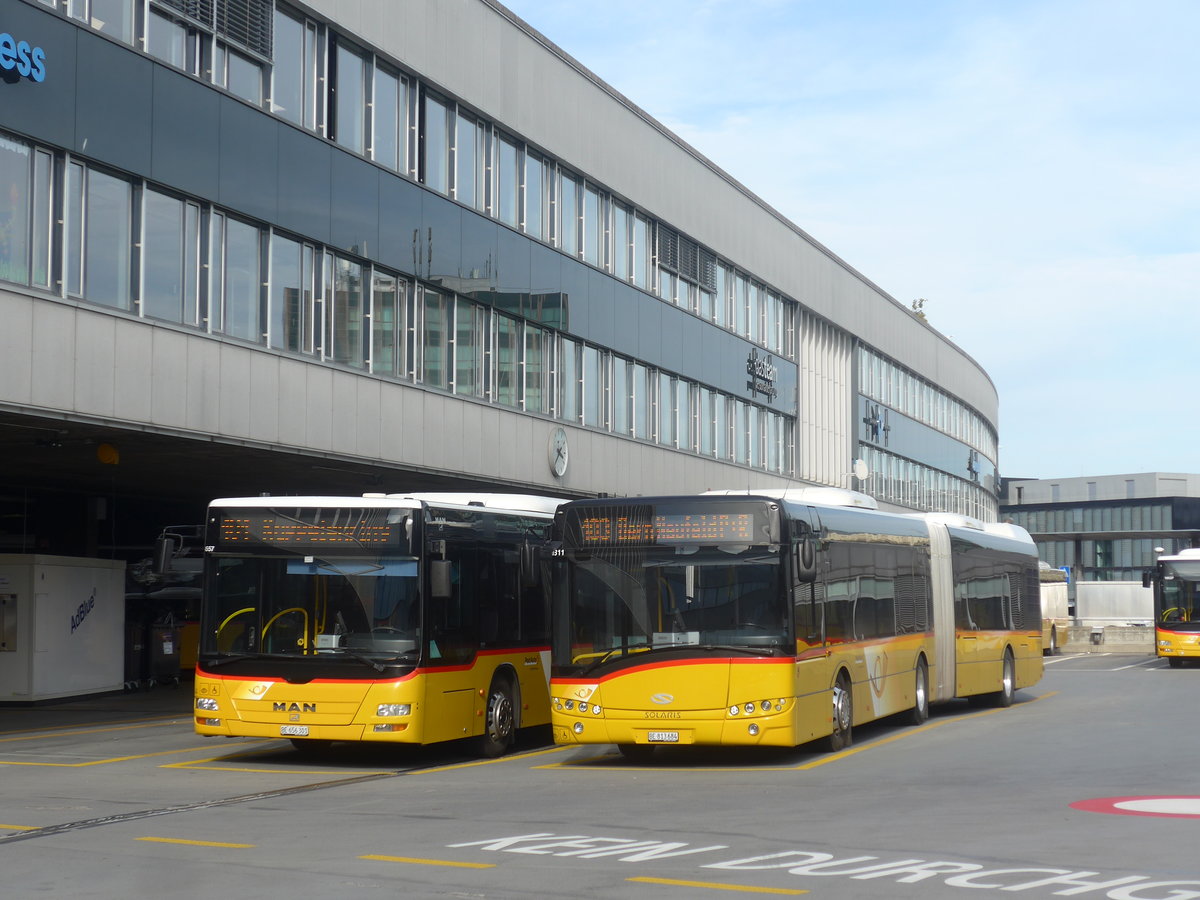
[194,493,562,756]
[548,490,1042,758]
[1146,548,1200,667]
[1038,562,1070,655]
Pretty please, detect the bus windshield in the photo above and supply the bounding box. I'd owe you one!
[1161,578,1200,632]
[200,554,421,661]
[556,544,786,675]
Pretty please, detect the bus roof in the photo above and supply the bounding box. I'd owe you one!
[1158,547,1200,581]
[703,487,878,509]
[208,493,565,517]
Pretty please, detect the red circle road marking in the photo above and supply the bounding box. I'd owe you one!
[1071,797,1200,818]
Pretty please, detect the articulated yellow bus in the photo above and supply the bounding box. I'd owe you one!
[548,490,1042,758]
[1146,548,1200,667]
[193,493,562,756]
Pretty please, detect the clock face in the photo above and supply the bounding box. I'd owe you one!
[549,427,569,477]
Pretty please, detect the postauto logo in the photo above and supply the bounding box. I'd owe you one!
[0,30,47,83]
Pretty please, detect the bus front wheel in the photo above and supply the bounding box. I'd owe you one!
[479,676,516,758]
[1168,657,1183,669]
[820,673,853,752]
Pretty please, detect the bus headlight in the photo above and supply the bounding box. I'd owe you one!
[573,722,584,734]
[729,705,740,716]
[377,704,411,717]
[196,698,219,712]
[744,702,755,715]
[592,705,602,715]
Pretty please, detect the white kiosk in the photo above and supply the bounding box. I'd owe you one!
[0,555,125,702]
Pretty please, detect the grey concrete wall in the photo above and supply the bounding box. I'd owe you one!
[0,286,801,499]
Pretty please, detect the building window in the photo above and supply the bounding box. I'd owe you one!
[523,151,546,240]
[558,337,579,422]
[69,166,133,311]
[271,7,320,130]
[582,345,603,428]
[582,183,602,267]
[611,202,630,281]
[217,43,265,105]
[524,324,552,415]
[493,313,520,408]
[557,170,579,257]
[421,92,451,195]
[372,64,406,172]
[141,188,200,325]
[421,288,450,388]
[0,136,34,287]
[454,114,487,213]
[369,269,399,376]
[331,39,366,154]
[212,213,261,341]
[268,232,312,353]
[453,300,485,397]
[610,356,629,435]
[70,0,135,43]
[328,255,364,367]
[495,133,520,227]
[146,8,197,74]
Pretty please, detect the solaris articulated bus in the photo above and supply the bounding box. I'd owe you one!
[1145,548,1200,667]
[193,493,562,756]
[547,489,1042,758]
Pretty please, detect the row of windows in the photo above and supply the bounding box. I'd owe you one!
[859,347,997,463]
[36,0,797,360]
[1007,504,1173,536]
[0,132,793,474]
[1034,538,1186,574]
[859,445,995,521]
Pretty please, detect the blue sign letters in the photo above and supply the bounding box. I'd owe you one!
[0,31,47,83]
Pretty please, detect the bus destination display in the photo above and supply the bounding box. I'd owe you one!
[214,511,405,550]
[576,512,757,545]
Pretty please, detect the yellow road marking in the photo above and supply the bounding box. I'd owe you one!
[0,744,251,768]
[1,824,40,832]
[161,742,391,774]
[629,876,808,894]
[539,691,1057,772]
[409,744,571,774]
[360,854,495,869]
[138,836,255,849]
[0,718,185,744]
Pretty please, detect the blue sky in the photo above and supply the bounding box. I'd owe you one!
[500,0,1199,480]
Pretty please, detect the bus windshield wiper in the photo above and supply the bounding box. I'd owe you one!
[700,644,785,657]
[334,646,389,672]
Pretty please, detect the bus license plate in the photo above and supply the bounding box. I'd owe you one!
[647,731,679,743]
[280,725,309,737]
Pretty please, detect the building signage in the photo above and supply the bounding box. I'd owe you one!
[746,349,778,401]
[0,30,47,83]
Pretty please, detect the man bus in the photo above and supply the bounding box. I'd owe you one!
[194,492,561,756]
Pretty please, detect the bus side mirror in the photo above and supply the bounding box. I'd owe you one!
[153,535,179,575]
[430,560,453,600]
[520,542,542,588]
[793,536,817,584]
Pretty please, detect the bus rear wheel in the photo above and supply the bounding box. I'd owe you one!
[479,676,515,758]
[908,659,929,726]
[992,651,1016,708]
[820,673,853,752]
